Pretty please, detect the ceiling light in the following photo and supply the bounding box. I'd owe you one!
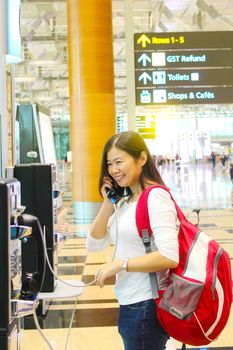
[15,76,37,82]
[28,60,63,65]
[38,96,53,101]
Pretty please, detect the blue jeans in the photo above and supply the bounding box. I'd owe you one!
[118,299,169,350]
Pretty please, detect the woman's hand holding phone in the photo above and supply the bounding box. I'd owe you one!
[101,176,114,199]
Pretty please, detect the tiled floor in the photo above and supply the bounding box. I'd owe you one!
[21,161,233,350]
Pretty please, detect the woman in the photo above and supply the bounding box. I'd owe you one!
[86,131,179,350]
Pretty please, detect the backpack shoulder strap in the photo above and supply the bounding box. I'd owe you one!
[136,184,185,238]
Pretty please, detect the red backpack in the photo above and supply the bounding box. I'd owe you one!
[136,185,232,346]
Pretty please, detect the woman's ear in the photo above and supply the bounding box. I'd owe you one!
[140,151,147,166]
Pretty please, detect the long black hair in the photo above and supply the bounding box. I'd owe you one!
[99,131,166,195]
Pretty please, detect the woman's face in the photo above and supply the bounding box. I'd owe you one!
[107,146,146,190]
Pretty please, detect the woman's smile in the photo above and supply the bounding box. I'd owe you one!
[114,174,124,184]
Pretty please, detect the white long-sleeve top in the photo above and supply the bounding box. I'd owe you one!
[86,187,179,305]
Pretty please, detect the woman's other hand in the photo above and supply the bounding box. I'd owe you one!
[95,259,122,288]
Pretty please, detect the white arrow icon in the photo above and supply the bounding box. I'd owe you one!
[138,72,152,84]
[138,53,151,67]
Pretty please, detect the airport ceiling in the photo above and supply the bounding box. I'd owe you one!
[15,0,233,122]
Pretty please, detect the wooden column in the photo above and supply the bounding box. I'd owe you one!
[67,0,115,223]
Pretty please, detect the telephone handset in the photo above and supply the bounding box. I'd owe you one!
[105,185,130,203]
[106,186,120,203]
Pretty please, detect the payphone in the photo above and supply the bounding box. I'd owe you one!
[0,178,33,349]
[14,163,60,292]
